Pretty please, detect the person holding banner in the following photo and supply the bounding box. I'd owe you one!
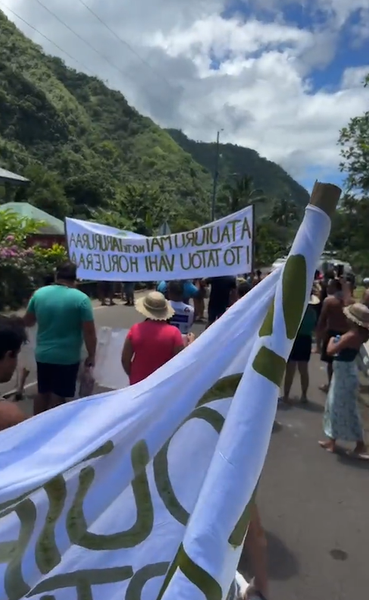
[226,503,269,599]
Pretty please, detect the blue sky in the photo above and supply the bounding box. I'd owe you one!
[4,0,369,194]
[219,0,369,190]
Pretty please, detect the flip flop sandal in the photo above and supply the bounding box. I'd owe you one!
[319,384,329,393]
[346,450,369,461]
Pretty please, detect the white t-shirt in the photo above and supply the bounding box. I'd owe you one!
[169,301,195,334]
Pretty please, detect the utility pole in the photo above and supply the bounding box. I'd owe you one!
[211,129,222,221]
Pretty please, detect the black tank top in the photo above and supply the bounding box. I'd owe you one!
[334,347,359,362]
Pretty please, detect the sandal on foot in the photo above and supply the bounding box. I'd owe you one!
[347,449,369,461]
[319,440,336,453]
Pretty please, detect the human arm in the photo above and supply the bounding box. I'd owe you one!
[244,503,269,599]
[173,327,185,356]
[24,295,37,328]
[0,401,28,430]
[326,331,356,356]
[315,298,329,348]
[80,297,97,366]
[121,335,134,376]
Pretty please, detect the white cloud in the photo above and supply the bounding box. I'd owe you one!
[1,0,369,184]
[341,65,369,88]
[316,0,369,27]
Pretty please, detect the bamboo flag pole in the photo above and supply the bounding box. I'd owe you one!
[309,181,341,218]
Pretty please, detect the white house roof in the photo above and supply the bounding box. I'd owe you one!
[0,167,30,185]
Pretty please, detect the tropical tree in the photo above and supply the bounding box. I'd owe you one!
[254,220,289,267]
[332,77,369,274]
[270,197,301,228]
[217,175,266,216]
[339,74,369,195]
[14,163,71,219]
[118,183,178,235]
[327,194,369,271]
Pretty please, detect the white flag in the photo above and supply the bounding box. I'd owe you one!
[0,203,331,599]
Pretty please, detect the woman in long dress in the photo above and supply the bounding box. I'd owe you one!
[319,303,369,459]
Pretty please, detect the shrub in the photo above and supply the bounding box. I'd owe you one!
[0,210,67,309]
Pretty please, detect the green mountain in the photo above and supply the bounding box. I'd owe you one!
[166,129,309,208]
[0,9,308,233]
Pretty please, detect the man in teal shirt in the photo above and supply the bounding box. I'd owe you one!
[25,262,97,414]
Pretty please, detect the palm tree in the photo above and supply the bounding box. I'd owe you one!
[218,175,266,215]
[270,197,300,228]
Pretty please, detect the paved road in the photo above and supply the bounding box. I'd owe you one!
[2,300,369,599]
[251,359,369,600]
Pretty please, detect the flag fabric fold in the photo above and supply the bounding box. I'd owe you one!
[0,204,331,600]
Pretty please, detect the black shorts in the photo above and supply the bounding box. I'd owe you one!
[289,335,312,362]
[320,329,342,364]
[37,362,80,398]
[208,305,227,325]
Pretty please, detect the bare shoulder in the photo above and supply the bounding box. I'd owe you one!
[0,400,28,430]
[321,296,334,310]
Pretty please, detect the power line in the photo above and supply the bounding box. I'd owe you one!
[76,0,222,130]
[30,0,188,116]
[31,0,222,133]
[3,0,223,139]
[0,1,93,75]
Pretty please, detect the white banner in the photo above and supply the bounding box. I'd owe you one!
[0,204,332,600]
[65,207,254,281]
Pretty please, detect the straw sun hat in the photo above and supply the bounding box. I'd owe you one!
[343,303,369,330]
[135,291,175,321]
[309,294,320,305]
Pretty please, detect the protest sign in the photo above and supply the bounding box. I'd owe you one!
[65,207,254,281]
[0,184,339,600]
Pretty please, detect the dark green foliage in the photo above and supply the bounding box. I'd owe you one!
[328,195,369,274]
[339,75,369,196]
[166,129,310,210]
[334,74,369,275]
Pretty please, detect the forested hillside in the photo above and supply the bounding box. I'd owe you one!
[166,129,309,208]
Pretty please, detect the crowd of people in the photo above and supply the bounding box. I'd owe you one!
[280,269,369,460]
[1,264,369,599]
